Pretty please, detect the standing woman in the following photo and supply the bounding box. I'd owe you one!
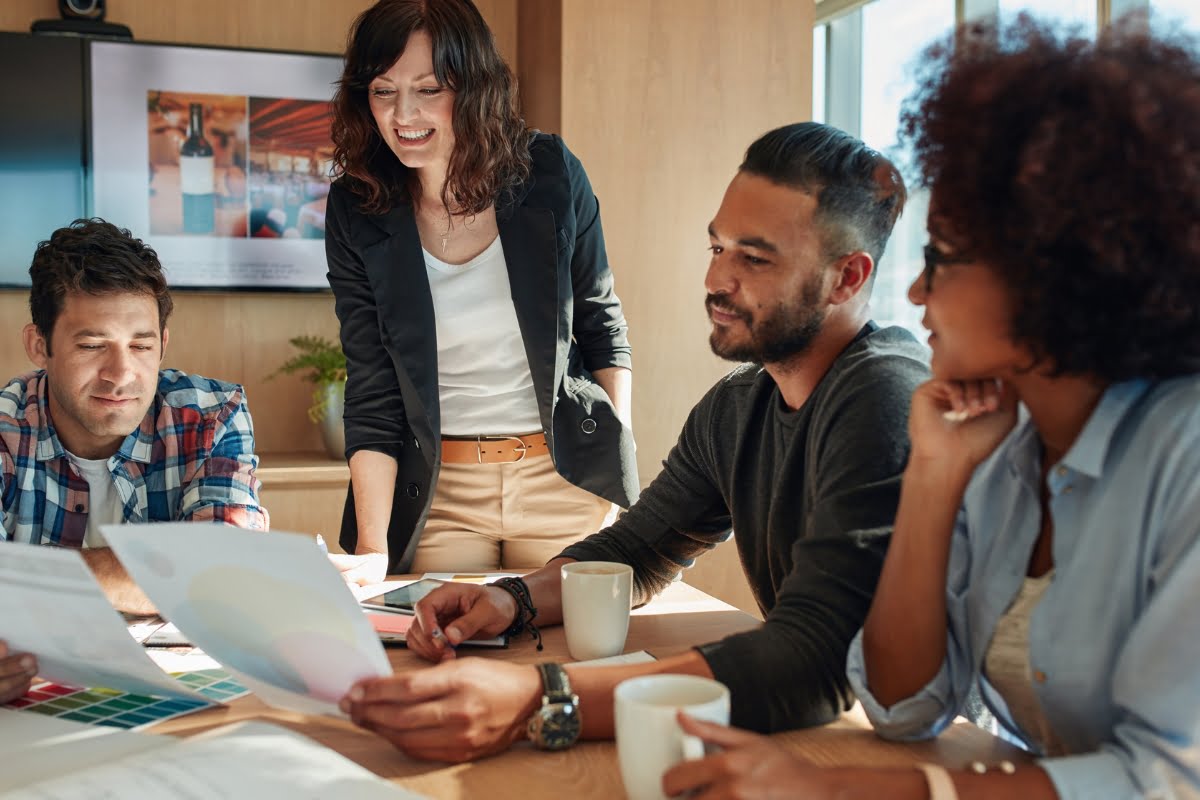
[659,16,1200,800]
[326,0,638,580]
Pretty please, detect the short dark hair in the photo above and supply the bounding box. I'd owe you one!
[331,0,530,215]
[740,122,907,268]
[29,218,173,353]
[902,15,1200,381]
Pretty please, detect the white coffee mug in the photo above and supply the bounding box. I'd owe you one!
[614,674,731,800]
[560,561,633,661]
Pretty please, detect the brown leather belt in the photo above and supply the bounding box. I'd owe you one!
[441,433,550,464]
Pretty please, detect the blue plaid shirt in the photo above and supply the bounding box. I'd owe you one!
[0,369,268,546]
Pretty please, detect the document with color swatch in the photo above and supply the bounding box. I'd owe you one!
[0,542,214,704]
[103,523,393,716]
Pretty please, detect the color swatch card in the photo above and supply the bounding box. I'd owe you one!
[103,523,393,716]
[5,669,248,730]
[0,542,214,703]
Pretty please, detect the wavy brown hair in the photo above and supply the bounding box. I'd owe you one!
[331,0,530,215]
[902,15,1200,381]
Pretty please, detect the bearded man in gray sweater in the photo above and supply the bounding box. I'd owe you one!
[339,122,931,762]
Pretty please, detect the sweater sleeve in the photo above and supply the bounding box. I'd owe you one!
[697,349,927,733]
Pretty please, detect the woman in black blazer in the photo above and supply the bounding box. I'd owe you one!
[325,0,639,580]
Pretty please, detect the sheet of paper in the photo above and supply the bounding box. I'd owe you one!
[103,523,392,716]
[0,542,212,703]
[0,708,172,793]
[421,571,521,583]
[0,717,425,799]
[570,650,657,667]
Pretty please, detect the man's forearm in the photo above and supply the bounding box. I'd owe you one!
[565,650,715,739]
[521,557,574,627]
[81,548,156,614]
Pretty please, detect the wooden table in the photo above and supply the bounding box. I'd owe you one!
[155,580,1024,799]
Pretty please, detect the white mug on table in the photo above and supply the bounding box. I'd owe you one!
[614,674,731,800]
[560,560,633,661]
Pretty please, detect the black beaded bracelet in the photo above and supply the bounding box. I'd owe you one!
[493,576,543,651]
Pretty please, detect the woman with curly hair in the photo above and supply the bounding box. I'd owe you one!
[325,0,637,580]
[660,15,1200,800]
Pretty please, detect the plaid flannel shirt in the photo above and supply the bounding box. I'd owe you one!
[0,369,268,546]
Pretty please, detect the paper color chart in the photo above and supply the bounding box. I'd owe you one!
[4,669,248,730]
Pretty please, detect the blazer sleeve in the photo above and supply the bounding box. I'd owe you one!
[325,184,408,459]
[556,136,633,373]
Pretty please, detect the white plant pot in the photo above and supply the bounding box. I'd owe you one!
[318,381,346,460]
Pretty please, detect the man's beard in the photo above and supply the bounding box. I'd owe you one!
[707,278,825,365]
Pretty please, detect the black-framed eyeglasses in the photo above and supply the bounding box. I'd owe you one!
[920,243,971,292]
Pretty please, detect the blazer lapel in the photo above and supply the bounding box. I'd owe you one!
[498,205,561,429]
[360,205,440,452]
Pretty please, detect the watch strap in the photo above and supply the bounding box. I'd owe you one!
[536,662,573,703]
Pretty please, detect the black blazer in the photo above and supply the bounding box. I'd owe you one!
[326,133,640,572]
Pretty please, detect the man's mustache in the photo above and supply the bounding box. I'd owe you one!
[705,294,751,322]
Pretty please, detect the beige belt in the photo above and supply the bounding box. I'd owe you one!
[440,433,550,464]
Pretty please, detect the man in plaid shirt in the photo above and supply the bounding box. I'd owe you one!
[0,219,269,704]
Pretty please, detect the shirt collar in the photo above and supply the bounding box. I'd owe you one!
[1060,379,1150,479]
[33,371,157,465]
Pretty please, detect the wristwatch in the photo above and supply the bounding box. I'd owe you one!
[526,663,581,750]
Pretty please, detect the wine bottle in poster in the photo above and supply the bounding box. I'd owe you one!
[180,102,215,234]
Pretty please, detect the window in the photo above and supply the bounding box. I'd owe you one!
[1151,0,1200,32]
[998,0,1097,28]
[813,25,828,125]
[814,0,953,334]
[812,0,1159,336]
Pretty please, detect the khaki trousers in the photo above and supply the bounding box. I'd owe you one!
[409,454,617,572]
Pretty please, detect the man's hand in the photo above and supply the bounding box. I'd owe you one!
[407,583,518,662]
[662,713,833,799]
[339,658,542,762]
[0,640,36,705]
[329,552,389,587]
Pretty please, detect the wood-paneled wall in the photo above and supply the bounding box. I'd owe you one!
[519,0,813,613]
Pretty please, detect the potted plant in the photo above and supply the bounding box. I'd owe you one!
[270,335,347,459]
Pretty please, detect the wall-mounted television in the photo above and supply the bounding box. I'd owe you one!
[0,32,343,292]
[0,33,87,289]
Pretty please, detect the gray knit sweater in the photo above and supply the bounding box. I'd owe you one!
[559,323,929,732]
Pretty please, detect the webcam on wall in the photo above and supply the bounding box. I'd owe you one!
[32,0,134,40]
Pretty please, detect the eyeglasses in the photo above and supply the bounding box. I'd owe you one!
[920,243,972,292]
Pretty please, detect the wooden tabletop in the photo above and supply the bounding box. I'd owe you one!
[154,579,1025,799]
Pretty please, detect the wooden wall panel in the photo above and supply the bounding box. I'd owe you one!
[537,0,813,614]
[557,0,813,483]
[0,1,517,61]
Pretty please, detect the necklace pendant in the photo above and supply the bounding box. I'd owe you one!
[441,236,449,254]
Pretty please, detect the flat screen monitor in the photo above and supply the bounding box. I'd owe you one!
[0,32,87,289]
[90,40,343,291]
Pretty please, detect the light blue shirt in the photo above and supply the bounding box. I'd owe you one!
[847,377,1200,800]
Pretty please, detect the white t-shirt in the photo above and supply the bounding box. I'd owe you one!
[64,451,126,548]
[425,236,543,436]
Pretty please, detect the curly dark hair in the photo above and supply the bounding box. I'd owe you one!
[901,15,1200,381]
[29,218,173,354]
[331,0,530,215]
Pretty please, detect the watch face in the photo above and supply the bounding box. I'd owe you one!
[533,701,581,750]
